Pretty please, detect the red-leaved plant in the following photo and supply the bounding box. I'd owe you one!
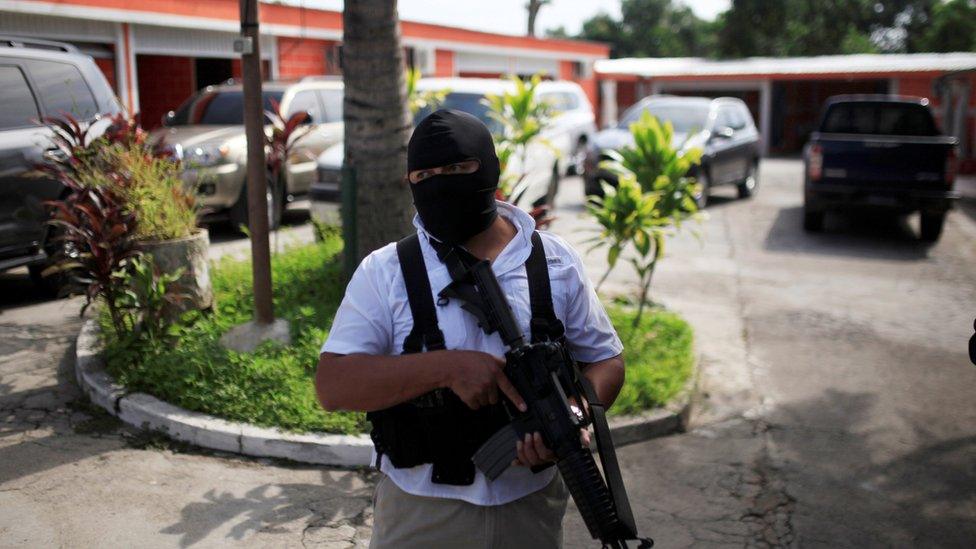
[36,112,99,179]
[264,98,312,183]
[103,111,149,147]
[43,172,141,335]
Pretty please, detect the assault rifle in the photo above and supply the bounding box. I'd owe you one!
[439,253,653,549]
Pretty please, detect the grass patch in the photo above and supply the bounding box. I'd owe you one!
[100,236,694,434]
[101,233,366,435]
[607,306,695,415]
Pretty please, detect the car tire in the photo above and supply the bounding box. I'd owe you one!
[803,207,825,232]
[919,212,946,242]
[694,168,711,209]
[543,164,560,206]
[229,172,284,233]
[737,161,759,199]
[28,224,73,297]
[567,138,587,176]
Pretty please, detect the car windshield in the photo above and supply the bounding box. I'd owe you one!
[413,92,502,134]
[168,90,285,126]
[821,102,938,136]
[618,102,709,133]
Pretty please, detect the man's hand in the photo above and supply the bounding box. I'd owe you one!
[513,429,592,467]
[445,350,527,411]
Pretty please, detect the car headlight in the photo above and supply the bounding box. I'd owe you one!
[184,144,230,167]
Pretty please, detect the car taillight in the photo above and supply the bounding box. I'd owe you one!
[808,144,823,181]
[945,147,957,187]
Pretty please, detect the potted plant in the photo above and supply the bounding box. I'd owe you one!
[42,112,211,312]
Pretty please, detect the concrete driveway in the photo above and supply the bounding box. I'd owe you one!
[2,161,975,547]
[556,159,976,547]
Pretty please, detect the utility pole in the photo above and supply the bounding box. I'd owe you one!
[239,0,274,324]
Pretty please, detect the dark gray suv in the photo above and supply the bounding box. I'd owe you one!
[0,36,122,291]
[584,95,762,207]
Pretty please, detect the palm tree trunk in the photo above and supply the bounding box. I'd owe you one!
[343,0,413,260]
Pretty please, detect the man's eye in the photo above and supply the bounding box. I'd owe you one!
[447,165,464,173]
[415,171,431,180]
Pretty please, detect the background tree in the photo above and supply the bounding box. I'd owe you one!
[570,0,969,60]
[714,0,940,57]
[909,0,976,53]
[526,0,551,37]
[574,0,715,57]
[343,0,413,262]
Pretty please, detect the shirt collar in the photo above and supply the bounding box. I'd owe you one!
[413,201,535,277]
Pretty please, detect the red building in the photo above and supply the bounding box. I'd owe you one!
[596,54,976,171]
[1,0,608,129]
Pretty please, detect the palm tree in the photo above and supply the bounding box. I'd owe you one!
[526,0,552,37]
[342,0,413,262]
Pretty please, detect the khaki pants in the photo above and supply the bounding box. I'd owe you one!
[369,473,569,549]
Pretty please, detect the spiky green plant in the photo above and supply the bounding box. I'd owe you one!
[482,74,557,206]
[587,111,705,325]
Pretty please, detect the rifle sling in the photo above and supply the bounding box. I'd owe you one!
[579,375,642,543]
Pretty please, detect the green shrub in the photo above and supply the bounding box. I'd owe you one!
[608,306,695,415]
[100,233,365,434]
[77,143,198,241]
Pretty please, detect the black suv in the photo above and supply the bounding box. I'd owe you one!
[0,36,122,290]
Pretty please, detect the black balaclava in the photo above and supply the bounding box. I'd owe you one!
[408,109,501,246]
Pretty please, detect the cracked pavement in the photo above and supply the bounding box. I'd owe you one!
[3,164,976,547]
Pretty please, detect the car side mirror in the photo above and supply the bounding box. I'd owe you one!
[711,126,734,140]
[162,111,175,127]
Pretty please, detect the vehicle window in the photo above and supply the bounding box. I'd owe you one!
[738,105,755,128]
[317,89,343,123]
[0,65,40,129]
[169,90,285,125]
[414,92,502,134]
[287,90,321,124]
[23,59,98,120]
[619,102,709,133]
[540,92,579,113]
[821,103,938,136]
[714,107,735,131]
[726,106,747,130]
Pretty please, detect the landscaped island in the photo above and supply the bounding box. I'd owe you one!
[100,234,693,435]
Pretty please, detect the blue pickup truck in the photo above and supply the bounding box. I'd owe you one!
[803,95,959,241]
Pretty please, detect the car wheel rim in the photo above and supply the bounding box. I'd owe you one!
[266,184,275,226]
[573,143,586,173]
[744,167,756,190]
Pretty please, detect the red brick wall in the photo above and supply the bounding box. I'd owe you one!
[559,60,573,80]
[277,37,331,78]
[616,80,636,114]
[458,71,503,79]
[137,55,195,130]
[229,59,270,80]
[93,55,117,94]
[897,76,937,104]
[434,49,454,77]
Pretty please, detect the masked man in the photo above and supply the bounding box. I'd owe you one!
[316,109,625,548]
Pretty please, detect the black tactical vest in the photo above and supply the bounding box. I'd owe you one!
[365,230,565,485]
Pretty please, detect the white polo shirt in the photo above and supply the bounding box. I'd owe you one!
[320,201,623,506]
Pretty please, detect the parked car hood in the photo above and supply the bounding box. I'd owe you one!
[592,127,705,154]
[316,142,344,170]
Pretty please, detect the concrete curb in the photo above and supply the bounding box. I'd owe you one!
[75,318,695,466]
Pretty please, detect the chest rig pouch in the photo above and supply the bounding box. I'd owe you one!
[366,231,565,485]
